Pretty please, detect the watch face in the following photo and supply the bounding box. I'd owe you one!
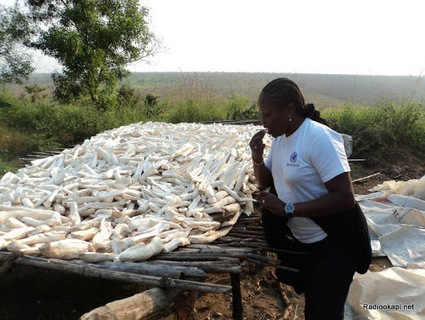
[285,202,295,213]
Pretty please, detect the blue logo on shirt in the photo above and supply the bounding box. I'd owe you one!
[287,152,299,167]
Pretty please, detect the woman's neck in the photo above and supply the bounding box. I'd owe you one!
[286,116,306,137]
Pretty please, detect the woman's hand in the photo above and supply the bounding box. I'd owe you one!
[253,190,285,216]
[249,130,273,189]
[249,130,266,162]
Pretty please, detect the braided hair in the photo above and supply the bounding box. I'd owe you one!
[259,78,328,126]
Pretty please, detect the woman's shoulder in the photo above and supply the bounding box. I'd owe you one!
[305,118,341,137]
[301,119,345,151]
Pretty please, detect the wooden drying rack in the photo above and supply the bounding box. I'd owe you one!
[0,212,280,319]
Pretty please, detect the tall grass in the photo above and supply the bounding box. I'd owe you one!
[0,126,35,173]
[164,94,255,123]
[323,101,425,162]
[165,98,228,123]
[1,102,142,147]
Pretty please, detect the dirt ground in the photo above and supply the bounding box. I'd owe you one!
[0,157,423,320]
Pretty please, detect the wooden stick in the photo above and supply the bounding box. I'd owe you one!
[246,253,280,265]
[0,253,231,293]
[0,256,15,276]
[186,245,249,254]
[275,265,300,273]
[90,261,207,280]
[154,253,242,262]
[227,230,265,237]
[270,272,293,320]
[352,172,381,183]
[148,260,242,274]
[80,287,182,320]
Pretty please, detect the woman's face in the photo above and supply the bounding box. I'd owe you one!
[259,99,291,138]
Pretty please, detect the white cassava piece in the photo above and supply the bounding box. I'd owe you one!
[0,122,271,261]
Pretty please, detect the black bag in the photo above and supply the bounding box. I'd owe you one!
[312,202,372,274]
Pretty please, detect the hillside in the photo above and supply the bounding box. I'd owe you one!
[9,72,425,108]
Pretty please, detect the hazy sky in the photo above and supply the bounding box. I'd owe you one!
[6,0,425,76]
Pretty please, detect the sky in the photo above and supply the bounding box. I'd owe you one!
[4,0,425,76]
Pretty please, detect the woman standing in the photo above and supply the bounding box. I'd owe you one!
[250,78,371,320]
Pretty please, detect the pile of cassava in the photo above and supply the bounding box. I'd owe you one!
[0,122,271,262]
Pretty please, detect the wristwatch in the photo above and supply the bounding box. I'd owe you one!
[284,202,295,219]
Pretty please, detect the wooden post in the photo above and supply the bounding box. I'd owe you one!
[230,273,243,320]
[80,287,182,320]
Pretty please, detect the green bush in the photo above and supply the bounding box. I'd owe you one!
[0,97,148,150]
[404,104,425,157]
[143,93,163,119]
[323,102,425,161]
[225,94,260,120]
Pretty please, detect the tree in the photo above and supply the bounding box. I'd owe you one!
[0,4,35,84]
[27,0,159,108]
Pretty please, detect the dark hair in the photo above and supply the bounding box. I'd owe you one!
[259,78,328,126]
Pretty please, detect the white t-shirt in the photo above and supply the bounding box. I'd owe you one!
[265,118,351,244]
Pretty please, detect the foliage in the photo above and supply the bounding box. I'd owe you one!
[143,93,162,118]
[25,84,47,103]
[166,98,229,123]
[0,125,34,176]
[117,84,142,109]
[167,101,215,123]
[26,0,158,108]
[0,159,16,177]
[323,102,425,162]
[0,95,147,153]
[0,4,34,84]
[226,94,260,120]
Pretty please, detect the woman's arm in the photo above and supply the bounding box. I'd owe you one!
[252,161,273,189]
[294,172,355,217]
[249,130,273,189]
[255,172,355,217]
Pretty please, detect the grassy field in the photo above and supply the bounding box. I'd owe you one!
[1,72,425,176]
[10,72,425,106]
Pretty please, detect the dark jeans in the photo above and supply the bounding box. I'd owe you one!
[262,211,355,320]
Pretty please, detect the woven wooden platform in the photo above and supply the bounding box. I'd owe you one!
[0,212,279,319]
